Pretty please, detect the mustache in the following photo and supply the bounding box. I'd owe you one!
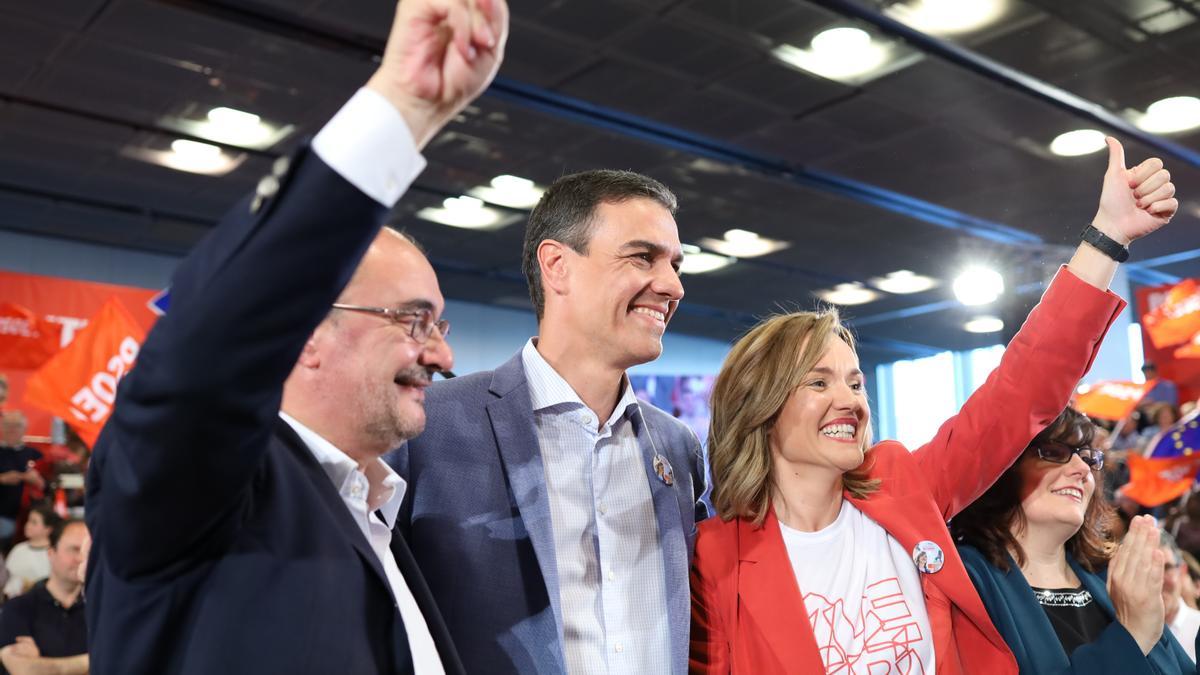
[393,366,436,388]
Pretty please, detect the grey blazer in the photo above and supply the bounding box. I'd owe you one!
[390,351,708,674]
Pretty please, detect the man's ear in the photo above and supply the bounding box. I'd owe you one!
[295,325,327,369]
[538,239,572,299]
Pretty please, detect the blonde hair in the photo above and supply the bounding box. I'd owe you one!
[708,309,878,525]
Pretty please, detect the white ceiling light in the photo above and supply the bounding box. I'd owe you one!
[679,244,736,275]
[1049,129,1106,157]
[884,0,1007,36]
[159,106,292,150]
[698,228,790,258]
[772,27,889,83]
[817,282,880,306]
[869,270,938,294]
[466,174,546,209]
[121,138,245,176]
[964,315,1004,333]
[416,195,517,230]
[953,266,1004,306]
[1135,96,1200,134]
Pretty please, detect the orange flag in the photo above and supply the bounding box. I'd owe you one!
[1122,453,1200,507]
[1074,380,1155,422]
[23,298,146,448]
[0,302,63,370]
[1174,333,1200,360]
[1143,278,1200,349]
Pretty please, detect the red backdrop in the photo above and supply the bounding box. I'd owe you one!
[0,270,159,438]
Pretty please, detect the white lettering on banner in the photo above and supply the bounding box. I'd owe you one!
[1158,292,1200,321]
[0,317,36,337]
[45,316,89,347]
[68,336,139,423]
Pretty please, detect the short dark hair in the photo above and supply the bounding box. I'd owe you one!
[27,503,61,530]
[951,407,1116,572]
[521,170,677,320]
[49,518,84,550]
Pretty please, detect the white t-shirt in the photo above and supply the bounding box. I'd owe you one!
[4,541,50,598]
[779,500,935,674]
[1168,598,1200,662]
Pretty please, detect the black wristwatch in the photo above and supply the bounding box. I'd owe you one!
[1080,224,1130,263]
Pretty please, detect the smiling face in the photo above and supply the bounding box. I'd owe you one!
[769,336,870,480]
[551,198,684,369]
[299,231,454,457]
[1016,448,1096,540]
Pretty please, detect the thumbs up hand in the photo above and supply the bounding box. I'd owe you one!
[1092,137,1177,246]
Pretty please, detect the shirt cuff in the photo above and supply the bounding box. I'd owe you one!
[312,88,427,208]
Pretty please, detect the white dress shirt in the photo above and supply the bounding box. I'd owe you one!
[312,87,426,208]
[1169,597,1200,662]
[521,339,672,675]
[281,426,444,669]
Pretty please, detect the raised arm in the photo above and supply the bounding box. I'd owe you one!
[89,0,508,577]
[915,139,1177,520]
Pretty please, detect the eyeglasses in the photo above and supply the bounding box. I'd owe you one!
[330,303,450,343]
[1034,440,1104,471]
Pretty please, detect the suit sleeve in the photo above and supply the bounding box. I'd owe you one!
[690,533,730,674]
[912,267,1124,520]
[1063,623,1159,675]
[90,101,422,577]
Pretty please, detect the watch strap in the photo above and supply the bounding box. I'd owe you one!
[1080,224,1130,263]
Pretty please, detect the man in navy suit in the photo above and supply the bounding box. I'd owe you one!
[393,171,708,674]
[84,1,508,672]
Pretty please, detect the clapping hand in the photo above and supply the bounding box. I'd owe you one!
[1092,138,1178,246]
[1107,515,1166,655]
[367,0,509,149]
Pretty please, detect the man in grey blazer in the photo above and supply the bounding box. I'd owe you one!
[391,170,708,674]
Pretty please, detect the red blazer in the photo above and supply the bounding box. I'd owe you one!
[690,268,1124,675]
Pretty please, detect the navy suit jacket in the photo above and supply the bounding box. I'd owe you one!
[959,544,1194,674]
[389,352,707,674]
[86,146,463,674]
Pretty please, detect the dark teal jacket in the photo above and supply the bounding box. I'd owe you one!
[959,544,1194,674]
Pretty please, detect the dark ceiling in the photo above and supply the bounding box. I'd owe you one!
[1,0,1198,363]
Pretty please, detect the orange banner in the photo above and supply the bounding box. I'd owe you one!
[1074,380,1156,421]
[1143,278,1200,350]
[1122,453,1200,507]
[23,298,146,448]
[0,302,62,370]
[0,271,159,438]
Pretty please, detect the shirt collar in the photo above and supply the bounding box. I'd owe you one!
[278,411,406,526]
[520,338,641,428]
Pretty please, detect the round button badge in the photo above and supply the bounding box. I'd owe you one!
[912,540,944,574]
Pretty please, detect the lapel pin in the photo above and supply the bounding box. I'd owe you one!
[652,453,674,486]
[912,540,944,574]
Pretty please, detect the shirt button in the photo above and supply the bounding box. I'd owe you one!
[607,571,615,582]
[598,503,607,515]
[614,643,624,654]
[351,484,363,498]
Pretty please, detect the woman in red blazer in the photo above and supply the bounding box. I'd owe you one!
[690,138,1180,675]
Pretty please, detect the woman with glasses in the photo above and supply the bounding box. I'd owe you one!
[952,408,1193,674]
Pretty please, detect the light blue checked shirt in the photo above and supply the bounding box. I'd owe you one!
[521,339,671,675]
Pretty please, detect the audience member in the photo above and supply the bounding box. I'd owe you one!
[1160,530,1200,661]
[1140,402,1181,451]
[690,139,1179,673]
[1142,362,1180,407]
[954,408,1191,673]
[3,505,57,599]
[0,375,8,411]
[84,0,507,673]
[395,170,707,673]
[0,519,88,675]
[0,413,43,549]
